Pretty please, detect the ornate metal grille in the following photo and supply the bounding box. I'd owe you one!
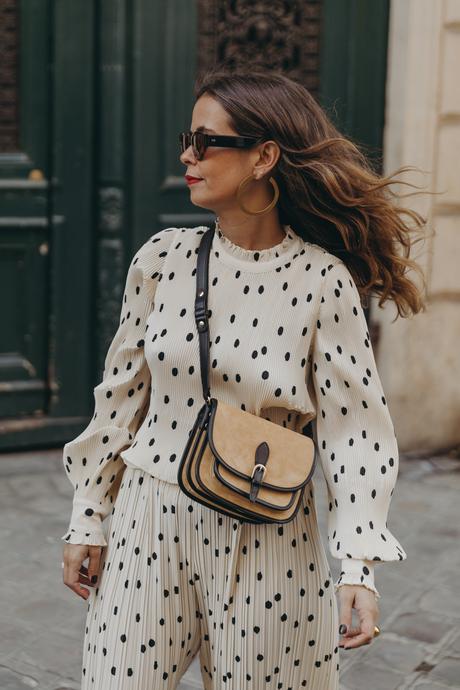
[0,0,20,152]
[197,0,322,99]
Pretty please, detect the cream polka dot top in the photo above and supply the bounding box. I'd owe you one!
[61,220,407,599]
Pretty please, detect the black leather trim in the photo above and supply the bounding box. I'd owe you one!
[213,459,297,510]
[192,437,306,524]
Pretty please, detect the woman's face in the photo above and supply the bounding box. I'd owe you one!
[179,94,276,215]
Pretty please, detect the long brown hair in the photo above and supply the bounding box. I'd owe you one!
[195,68,433,319]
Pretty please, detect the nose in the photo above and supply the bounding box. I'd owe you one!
[180,144,197,166]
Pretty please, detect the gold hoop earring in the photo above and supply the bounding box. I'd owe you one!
[236,174,279,216]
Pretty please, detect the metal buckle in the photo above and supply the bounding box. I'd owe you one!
[251,463,266,480]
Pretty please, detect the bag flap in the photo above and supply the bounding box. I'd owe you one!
[207,398,316,490]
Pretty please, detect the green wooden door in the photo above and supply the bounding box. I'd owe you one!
[0,0,51,422]
[320,0,390,162]
[0,0,201,449]
[0,0,96,447]
[0,0,389,450]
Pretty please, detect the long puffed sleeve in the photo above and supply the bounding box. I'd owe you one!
[61,227,178,546]
[310,259,407,599]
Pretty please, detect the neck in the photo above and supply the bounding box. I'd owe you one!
[215,211,286,251]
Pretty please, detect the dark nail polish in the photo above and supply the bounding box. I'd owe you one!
[339,624,347,634]
[91,575,98,584]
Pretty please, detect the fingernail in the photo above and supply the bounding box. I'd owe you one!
[339,624,347,634]
[91,575,98,584]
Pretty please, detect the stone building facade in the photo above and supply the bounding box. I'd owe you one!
[376,0,460,451]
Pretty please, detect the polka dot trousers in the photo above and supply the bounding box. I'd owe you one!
[81,465,339,689]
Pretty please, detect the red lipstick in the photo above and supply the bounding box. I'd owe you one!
[185,175,203,185]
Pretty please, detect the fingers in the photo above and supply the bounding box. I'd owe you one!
[343,595,378,649]
[62,544,102,600]
[340,628,375,649]
[338,586,353,644]
[64,559,91,600]
[338,585,379,650]
[87,548,102,587]
[77,564,93,587]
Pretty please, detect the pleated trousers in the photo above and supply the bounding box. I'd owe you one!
[80,464,339,689]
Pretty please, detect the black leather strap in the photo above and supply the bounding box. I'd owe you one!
[194,220,216,403]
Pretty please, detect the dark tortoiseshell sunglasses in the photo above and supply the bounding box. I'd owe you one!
[179,130,263,161]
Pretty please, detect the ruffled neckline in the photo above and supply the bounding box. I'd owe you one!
[211,217,301,271]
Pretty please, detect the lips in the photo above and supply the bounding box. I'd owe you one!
[185,175,203,182]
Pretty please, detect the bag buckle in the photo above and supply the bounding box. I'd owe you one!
[251,463,267,479]
[249,463,266,502]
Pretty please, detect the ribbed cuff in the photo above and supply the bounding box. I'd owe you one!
[334,558,380,599]
[61,497,108,547]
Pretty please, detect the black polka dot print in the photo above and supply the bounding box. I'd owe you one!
[309,255,407,596]
[61,223,407,687]
[79,465,339,689]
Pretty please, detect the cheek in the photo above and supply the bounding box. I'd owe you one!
[206,170,245,196]
[202,152,245,189]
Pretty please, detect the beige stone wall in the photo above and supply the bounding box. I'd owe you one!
[374,0,460,451]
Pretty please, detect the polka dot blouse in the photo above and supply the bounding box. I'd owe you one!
[61,221,407,599]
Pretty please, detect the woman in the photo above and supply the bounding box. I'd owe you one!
[61,69,427,689]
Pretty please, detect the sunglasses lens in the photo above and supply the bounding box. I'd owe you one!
[194,132,205,160]
[180,132,190,154]
[179,131,206,160]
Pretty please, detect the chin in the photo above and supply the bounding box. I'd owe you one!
[189,198,210,210]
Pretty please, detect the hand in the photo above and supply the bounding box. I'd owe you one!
[62,543,103,600]
[337,584,380,649]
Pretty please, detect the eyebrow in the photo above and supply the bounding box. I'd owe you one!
[194,126,217,133]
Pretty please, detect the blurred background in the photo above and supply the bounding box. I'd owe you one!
[0,1,459,689]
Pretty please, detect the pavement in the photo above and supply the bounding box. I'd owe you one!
[0,445,459,690]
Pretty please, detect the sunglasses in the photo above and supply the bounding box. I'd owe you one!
[178,130,263,161]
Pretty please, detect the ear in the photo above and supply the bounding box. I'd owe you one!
[253,140,280,176]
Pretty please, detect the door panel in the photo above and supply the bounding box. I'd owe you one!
[0,0,51,421]
[0,225,48,416]
[0,0,96,448]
